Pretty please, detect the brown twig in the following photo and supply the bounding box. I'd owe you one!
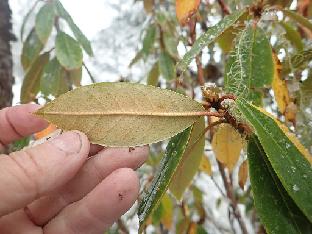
[217,161,248,234]
[216,0,231,16]
[82,62,96,83]
[188,18,205,86]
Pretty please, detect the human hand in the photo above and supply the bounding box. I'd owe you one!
[0,104,148,234]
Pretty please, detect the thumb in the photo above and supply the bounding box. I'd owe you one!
[0,131,89,216]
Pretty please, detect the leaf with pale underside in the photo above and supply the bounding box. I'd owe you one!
[169,117,205,200]
[35,82,204,147]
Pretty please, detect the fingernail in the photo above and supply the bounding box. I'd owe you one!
[50,131,82,154]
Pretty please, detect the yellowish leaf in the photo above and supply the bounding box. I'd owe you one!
[199,154,212,176]
[285,101,297,124]
[212,123,244,172]
[161,194,173,229]
[238,160,248,189]
[272,52,290,114]
[187,222,197,234]
[143,0,154,13]
[176,0,200,26]
[169,117,205,200]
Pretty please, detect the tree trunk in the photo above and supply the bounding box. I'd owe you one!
[0,0,15,109]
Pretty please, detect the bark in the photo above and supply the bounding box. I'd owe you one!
[0,0,15,109]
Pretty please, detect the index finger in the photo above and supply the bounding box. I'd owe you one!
[0,104,48,146]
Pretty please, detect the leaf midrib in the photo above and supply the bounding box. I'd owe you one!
[36,110,208,117]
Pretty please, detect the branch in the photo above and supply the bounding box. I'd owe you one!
[188,18,205,86]
[83,62,96,83]
[217,161,248,234]
[216,0,231,16]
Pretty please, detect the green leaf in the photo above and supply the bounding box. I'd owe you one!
[248,136,312,234]
[159,52,176,80]
[176,10,246,73]
[147,62,159,86]
[236,98,312,222]
[40,58,68,97]
[279,22,303,51]
[128,49,144,67]
[11,137,31,152]
[300,76,312,108]
[35,2,55,44]
[54,0,93,56]
[283,10,312,33]
[169,117,205,200]
[138,127,192,231]
[20,0,41,41]
[143,25,156,56]
[21,29,44,71]
[164,32,179,58]
[55,31,83,70]
[225,26,273,104]
[35,82,204,147]
[291,49,312,70]
[21,53,50,103]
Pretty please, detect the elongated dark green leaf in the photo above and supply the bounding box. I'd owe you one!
[176,10,245,73]
[283,10,312,32]
[35,2,55,44]
[279,22,303,51]
[138,127,192,232]
[55,32,83,70]
[169,117,205,200]
[143,25,156,56]
[159,52,176,80]
[237,98,312,222]
[21,53,50,103]
[248,135,312,234]
[40,58,68,97]
[54,0,93,56]
[147,62,159,86]
[21,29,44,71]
[35,82,204,147]
[225,26,273,104]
